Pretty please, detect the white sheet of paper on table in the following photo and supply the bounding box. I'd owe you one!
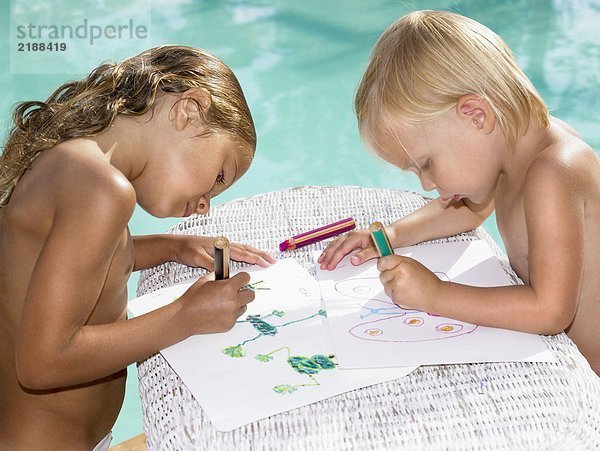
[314,240,556,369]
[128,258,417,431]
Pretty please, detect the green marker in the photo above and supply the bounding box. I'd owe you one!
[369,222,393,257]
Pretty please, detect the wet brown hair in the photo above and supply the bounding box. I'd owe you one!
[0,45,256,207]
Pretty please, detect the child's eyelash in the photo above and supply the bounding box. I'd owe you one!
[421,159,432,170]
[216,170,226,185]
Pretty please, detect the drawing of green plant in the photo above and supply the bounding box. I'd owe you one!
[255,346,337,394]
[221,309,326,358]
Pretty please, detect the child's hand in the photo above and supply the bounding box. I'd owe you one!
[318,227,394,271]
[178,271,255,334]
[173,235,276,269]
[378,255,442,311]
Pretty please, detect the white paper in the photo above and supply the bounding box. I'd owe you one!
[128,259,416,431]
[314,240,555,369]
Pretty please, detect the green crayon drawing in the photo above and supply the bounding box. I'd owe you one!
[240,280,271,292]
[221,308,333,394]
[222,308,326,358]
[255,346,337,394]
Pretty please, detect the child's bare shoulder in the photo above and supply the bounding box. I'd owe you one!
[54,140,133,192]
[11,139,135,226]
[525,119,598,196]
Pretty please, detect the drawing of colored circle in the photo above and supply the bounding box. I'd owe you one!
[403,317,424,327]
[364,328,383,336]
[436,323,464,333]
[353,286,371,294]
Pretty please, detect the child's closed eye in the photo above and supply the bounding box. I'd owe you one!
[421,158,432,171]
[215,170,226,185]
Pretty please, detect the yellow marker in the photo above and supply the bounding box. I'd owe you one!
[369,222,393,257]
[214,237,230,280]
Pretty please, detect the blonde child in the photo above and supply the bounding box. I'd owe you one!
[318,11,600,375]
[0,45,275,449]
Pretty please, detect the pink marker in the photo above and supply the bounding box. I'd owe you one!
[279,218,356,251]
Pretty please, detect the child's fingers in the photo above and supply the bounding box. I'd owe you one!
[378,267,396,286]
[242,255,272,268]
[349,247,379,266]
[323,236,367,270]
[229,272,255,307]
[229,271,251,289]
[238,244,277,263]
[237,287,255,306]
[190,271,216,287]
[318,236,352,269]
[317,236,346,263]
[377,255,408,272]
[230,244,275,267]
[379,268,406,301]
[318,236,348,264]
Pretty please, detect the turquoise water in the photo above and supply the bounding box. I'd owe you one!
[1,0,598,445]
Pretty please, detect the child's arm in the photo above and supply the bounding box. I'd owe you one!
[15,176,253,390]
[379,155,585,334]
[319,195,494,270]
[132,234,276,271]
[390,196,494,246]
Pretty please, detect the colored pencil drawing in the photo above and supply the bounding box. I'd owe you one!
[221,308,333,395]
[315,242,553,369]
[334,275,478,343]
[255,346,337,394]
[130,258,420,430]
[222,308,327,358]
[240,280,271,292]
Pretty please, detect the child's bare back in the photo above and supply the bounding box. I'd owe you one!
[493,117,600,373]
[0,141,134,448]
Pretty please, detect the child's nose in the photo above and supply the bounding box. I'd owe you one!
[195,196,211,214]
[419,176,437,192]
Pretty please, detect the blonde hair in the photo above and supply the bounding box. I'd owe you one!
[355,10,549,150]
[0,45,256,207]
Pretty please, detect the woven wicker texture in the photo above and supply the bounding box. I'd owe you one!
[136,186,600,450]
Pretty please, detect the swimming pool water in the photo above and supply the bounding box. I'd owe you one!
[1,0,598,444]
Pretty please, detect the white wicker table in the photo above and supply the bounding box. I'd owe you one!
[136,186,600,450]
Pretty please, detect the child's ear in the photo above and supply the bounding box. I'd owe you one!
[457,94,495,134]
[173,88,212,131]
